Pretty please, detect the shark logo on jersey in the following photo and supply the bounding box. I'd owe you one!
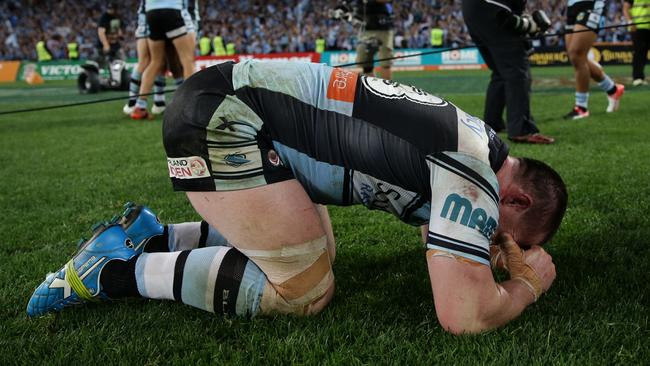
[362,76,448,106]
[440,193,497,239]
[224,153,250,167]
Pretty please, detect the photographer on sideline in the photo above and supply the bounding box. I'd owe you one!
[355,0,394,79]
[462,0,555,144]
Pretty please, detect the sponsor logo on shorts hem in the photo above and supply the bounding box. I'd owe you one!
[168,156,210,179]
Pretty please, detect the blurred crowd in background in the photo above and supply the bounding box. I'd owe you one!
[0,0,633,61]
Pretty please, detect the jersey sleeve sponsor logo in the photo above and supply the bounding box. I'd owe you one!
[168,156,210,179]
[361,76,448,107]
[326,68,358,103]
[440,193,497,240]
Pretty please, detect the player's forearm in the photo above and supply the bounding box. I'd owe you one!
[440,277,535,334]
[429,255,534,334]
[477,279,536,330]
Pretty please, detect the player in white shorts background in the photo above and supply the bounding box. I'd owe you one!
[130,0,197,120]
[563,0,625,119]
[124,0,198,116]
[27,60,567,334]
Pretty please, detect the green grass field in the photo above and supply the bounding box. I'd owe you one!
[1,66,649,365]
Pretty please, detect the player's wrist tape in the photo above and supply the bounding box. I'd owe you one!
[512,276,541,302]
[489,245,504,269]
[496,235,544,301]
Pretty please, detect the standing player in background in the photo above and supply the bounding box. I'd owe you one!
[355,0,394,80]
[124,1,167,116]
[563,0,625,119]
[131,0,197,120]
[124,1,196,116]
[623,0,650,86]
[184,0,200,41]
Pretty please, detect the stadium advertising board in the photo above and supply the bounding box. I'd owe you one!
[530,43,645,66]
[16,60,139,81]
[15,54,320,81]
[320,48,486,70]
[0,61,21,82]
[195,52,320,70]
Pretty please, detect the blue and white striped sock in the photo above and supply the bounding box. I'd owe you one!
[134,247,266,316]
[153,75,166,106]
[575,92,589,109]
[598,75,616,95]
[167,221,230,251]
[136,98,147,109]
[128,70,142,107]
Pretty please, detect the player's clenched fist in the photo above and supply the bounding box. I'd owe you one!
[493,233,556,301]
[522,245,556,294]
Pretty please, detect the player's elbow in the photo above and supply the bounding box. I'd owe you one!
[436,311,487,335]
[434,298,491,335]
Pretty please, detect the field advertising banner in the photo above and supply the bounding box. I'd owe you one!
[530,43,644,66]
[7,43,642,82]
[16,60,138,81]
[0,61,21,82]
[195,52,320,70]
[320,48,487,70]
[13,53,321,81]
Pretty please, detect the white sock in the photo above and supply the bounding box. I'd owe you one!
[598,75,616,94]
[575,92,589,109]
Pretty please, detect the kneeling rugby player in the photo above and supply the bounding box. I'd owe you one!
[28,60,567,334]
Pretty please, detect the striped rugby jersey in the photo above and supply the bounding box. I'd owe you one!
[231,60,509,265]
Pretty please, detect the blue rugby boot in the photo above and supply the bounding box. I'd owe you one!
[26,224,136,317]
[111,202,164,253]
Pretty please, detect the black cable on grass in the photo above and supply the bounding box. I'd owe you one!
[0,20,647,117]
[0,90,174,116]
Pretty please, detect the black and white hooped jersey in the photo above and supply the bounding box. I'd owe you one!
[230,60,509,265]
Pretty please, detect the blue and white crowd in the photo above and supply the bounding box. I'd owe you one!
[0,0,632,61]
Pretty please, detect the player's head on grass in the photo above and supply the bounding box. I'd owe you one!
[497,157,568,247]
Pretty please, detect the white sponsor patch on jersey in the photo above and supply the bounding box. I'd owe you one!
[456,109,490,164]
[168,156,210,179]
[362,76,448,107]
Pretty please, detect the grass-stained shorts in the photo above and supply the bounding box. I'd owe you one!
[163,62,294,192]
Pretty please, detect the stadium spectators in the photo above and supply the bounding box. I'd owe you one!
[0,0,632,61]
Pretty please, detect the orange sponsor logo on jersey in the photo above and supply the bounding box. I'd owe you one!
[326,68,358,103]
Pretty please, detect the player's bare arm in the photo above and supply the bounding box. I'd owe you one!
[427,233,555,334]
